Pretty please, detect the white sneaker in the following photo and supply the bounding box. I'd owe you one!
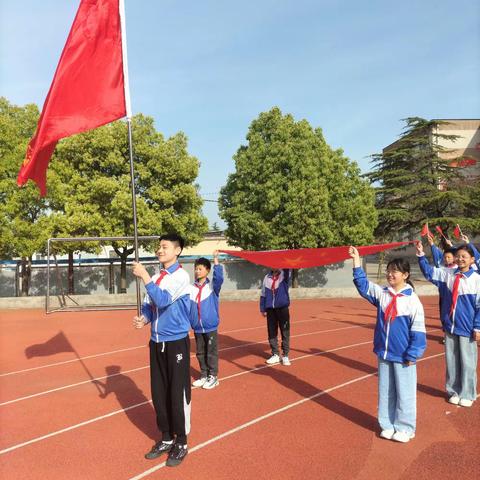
[392,431,415,443]
[459,398,473,407]
[266,354,281,365]
[192,377,207,387]
[448,395,460,405]
[379,429,395,440]
[282,356,291,366]
[203,375,219,390]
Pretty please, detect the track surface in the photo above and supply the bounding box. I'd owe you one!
[0,297,478,479]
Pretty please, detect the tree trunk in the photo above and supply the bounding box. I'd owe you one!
[20,256,31,296]
[291,269,299,288]
[68,251,75,295]
[112,245,134,294]
[119,255,127,294]
[376,251,385,282]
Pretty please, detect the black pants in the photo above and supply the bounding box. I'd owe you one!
[266,306,290,356]
[194,330,219,377]
[149,336,191,443]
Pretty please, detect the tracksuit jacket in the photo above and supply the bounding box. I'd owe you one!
[189,265,224,333]
[141,262,191,342]
[260,269,290,312]
[418,254,480,337]
[353,267,426,363]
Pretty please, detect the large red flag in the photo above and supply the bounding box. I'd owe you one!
[17,0,127,196]
[220,241,414,269]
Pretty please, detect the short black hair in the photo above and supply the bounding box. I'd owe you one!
[386,257,415,289]
[455,244,474,257]
[443,247,456,256]
[159,233,185,253]
[194,257,211,270]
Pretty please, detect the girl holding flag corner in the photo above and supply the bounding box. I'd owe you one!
[349,246,426,443]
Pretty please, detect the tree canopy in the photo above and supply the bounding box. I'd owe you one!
[0,98,51,257]
[0,97,208,294]
[368,117,480,240]
[219,107,377,250]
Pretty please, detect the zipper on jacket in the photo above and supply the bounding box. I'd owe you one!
[383,321,390,360]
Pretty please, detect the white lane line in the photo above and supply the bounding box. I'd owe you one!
[128,351,446,480]
[0,366,148,407]
[0,338,374,455]
[0,317,344,377]
[1,326,360,406]
[0,345,146,378]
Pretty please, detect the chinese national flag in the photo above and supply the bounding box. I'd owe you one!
[17,0,127,196]
[220,241,414,269]
[453,224,461,239]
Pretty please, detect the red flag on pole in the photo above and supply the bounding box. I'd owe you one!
[17,0,128,196]
[453,224,462,239]
[420,223,432,237]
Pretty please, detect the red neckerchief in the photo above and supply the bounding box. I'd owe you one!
[450,273,463,318]
[155,263,182,285]
[383,290,405,329]
[193,279,209,321]
[271,272,280,295]
[153,264,182,312]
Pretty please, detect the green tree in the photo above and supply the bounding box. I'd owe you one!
[48,113,208,293]
[0,97,51,295]
[219,107,377,286]
[368,117,478,242]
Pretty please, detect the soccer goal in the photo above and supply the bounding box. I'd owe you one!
[45,236,161,313]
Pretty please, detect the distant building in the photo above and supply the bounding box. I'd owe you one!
[384,119,480,185]
[432,119,480,183]
[182,231,241,256]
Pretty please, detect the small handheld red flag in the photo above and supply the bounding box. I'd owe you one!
[17,0,127,196]
[420,223,431,237]
[435,226,448,240]
[453,224,462,239]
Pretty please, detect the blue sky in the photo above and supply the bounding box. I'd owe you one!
[1,0,479,227]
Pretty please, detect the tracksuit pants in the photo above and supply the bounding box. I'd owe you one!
[149,336,191,443]
[266,306,290,356]
[194,330,219,377]
[445,332,478,401]
[377,358,417,434]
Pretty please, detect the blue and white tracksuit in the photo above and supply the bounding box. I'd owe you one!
[142,262,191,342]
[418,254,480,401]
[470,242,480,270]
[430,244,444,268]
[260,269,291,357]
[141,262,192,441]
[353,266,426,434]
[189,265,224,377]
[260,269,290,312]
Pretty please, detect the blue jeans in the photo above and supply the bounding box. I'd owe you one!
[378,358,417,434]
[445,332,478,401]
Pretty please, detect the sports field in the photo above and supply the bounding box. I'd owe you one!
[0,297,478,480]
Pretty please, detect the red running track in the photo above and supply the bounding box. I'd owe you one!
[0,297,478,480]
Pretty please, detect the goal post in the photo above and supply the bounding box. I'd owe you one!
[46,236,160,313]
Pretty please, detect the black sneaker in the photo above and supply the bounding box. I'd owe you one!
[144,440,173,460]
[166,443,188,467]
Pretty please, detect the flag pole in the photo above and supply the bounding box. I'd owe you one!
[119,0,141,315]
